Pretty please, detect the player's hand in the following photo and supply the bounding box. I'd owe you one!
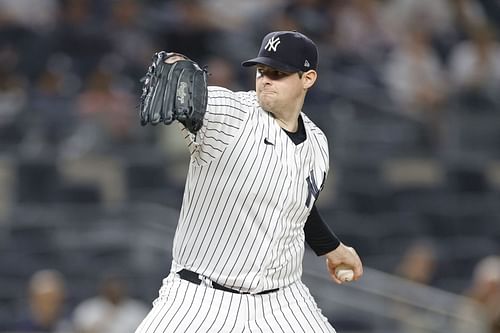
[325,243,363,284]
[165,52,187,64]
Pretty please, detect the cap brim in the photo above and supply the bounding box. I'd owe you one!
[241,57,299,73]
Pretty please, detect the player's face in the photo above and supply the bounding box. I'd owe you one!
[255,65,316,114]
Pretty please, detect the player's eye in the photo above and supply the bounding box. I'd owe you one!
[256,68,290,80]
[268,70,289,80]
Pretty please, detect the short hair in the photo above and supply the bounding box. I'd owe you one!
[29,269,65,294]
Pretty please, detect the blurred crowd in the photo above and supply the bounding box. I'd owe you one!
[10,269,148,333]
[392,240,500,333]
[0,0,499,157]
[1,0,500,332]
[7,254,500,333]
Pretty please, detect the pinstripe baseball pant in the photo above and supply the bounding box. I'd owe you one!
[135,273,336,333]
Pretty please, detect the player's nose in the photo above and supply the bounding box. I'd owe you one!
[259,74,273,85]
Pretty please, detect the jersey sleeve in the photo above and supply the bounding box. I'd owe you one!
[178,86,254,165]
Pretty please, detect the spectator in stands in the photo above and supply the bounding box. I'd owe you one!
[450,0,488,37]
[0,0,58,32]
[493,315,500,333]
[60,65,137,158]
[454,255,500,333]
[200,0,285,30]
[331,0,393,66]
[477,0,500,32]
[383,0,457,55]
[0,64,26,145]
[155,0,223,62]
[280,0,331,42]
[383,19,449,150]
[72,273,148,333]
[320,0,394,91]
[394,238,438,286]
[448,23,500,108]
[53,0,111,76]
[14,269,73,333]
[28,58,80,147]
[389,239,440,333]
[105,0,156,80]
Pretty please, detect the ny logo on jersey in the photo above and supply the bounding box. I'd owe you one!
[305,170,326,208]
[265,36,281,52]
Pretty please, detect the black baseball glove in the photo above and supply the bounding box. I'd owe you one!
[139,51,208,133]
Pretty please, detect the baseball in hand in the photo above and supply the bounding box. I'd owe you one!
[335,264,354,282]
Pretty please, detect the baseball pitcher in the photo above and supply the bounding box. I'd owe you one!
[135,30,363,332]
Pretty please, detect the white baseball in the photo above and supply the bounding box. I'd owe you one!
[335,264,354,282]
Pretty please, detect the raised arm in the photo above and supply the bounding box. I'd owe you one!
[139,51,208,134]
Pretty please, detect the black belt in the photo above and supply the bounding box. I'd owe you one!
[177,269,279,295]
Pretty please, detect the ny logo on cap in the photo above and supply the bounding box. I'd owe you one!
[264,36,281,52]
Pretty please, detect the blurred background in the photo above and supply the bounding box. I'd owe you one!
[0,0,499,332]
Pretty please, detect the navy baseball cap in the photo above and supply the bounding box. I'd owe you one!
[242,31,318,73]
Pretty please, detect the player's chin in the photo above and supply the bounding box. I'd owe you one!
[258,96,276,112]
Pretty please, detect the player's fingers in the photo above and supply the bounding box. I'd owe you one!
[165,56,184,64]
[326,258,343,284]
[351,252,363,280]
[165,52,187,64]
[353,267,363,280]
[342,246,362,276]
[330,273,343,284]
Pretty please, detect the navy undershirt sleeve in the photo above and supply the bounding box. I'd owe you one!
[304,205,341,256]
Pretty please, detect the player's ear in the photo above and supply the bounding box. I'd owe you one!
[302,70,317,89]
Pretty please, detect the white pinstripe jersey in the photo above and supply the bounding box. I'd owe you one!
[171,86,329,294]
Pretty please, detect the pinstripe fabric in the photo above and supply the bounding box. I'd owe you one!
[135,273,336,333]
[173,86,329,293]
[136,86,334,332]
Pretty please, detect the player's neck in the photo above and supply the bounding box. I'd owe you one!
[275,116,299,132]
[272,102,303,132]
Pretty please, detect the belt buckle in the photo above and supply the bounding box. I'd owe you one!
[198,274,213,288]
